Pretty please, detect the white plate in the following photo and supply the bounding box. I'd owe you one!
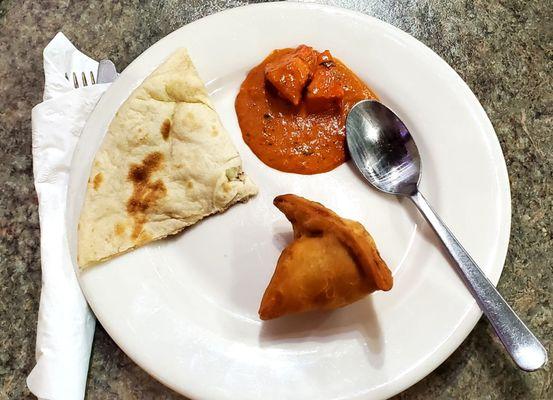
[67,3,511,399]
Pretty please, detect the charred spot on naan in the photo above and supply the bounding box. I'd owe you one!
[138,231,152,243]
[92,173,103,190]
[114,223,126,237]
[128,152,164,184]
[126,152,167,241]
[127,180,166,215]
[160,118,171,140]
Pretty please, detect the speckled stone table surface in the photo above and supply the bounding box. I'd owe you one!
[0,0,551,398]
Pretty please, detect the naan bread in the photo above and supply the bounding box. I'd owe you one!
[78,49,257,268]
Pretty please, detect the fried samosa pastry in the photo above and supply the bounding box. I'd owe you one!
[259,194,393,320]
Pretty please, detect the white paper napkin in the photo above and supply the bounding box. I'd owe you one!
[27,32,111,400]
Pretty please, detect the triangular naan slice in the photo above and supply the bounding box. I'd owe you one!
[78,49,257,267]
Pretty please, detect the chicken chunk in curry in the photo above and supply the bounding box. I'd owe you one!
[264,45,317,106]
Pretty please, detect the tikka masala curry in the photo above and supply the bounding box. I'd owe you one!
[235,45,377,174]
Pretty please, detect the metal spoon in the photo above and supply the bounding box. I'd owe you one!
[346,99,547,371]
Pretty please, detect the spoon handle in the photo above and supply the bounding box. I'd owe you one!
[410,191,547,371]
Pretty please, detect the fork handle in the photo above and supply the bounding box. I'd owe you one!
[410,191,547,371]
[97,60,118,84]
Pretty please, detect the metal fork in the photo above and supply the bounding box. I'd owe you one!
[65,71,96,88]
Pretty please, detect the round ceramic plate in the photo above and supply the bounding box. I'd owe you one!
[67,3,511,399]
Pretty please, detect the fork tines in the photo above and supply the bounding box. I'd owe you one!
[70,71,96,88]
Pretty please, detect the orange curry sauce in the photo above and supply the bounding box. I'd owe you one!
[235,45,377,174]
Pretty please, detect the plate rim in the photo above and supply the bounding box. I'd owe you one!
[68,2,512,399]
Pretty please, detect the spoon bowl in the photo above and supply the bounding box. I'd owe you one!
[346,100,420,196]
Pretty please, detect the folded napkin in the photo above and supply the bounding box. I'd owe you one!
[27,32,111,400]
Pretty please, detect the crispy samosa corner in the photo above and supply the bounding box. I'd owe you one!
[259,194,393,320]
[78,49,257,268]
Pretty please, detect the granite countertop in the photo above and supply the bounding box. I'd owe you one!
[0,0,551,398]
